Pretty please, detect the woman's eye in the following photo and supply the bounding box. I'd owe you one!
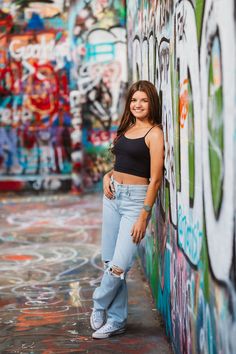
[131,98,148,102]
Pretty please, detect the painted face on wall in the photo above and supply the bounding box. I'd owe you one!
[25,64,59,119]
[130,90,150,121]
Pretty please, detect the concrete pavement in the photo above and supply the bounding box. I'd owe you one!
[0,193,172,354]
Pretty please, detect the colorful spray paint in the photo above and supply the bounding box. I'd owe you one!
[127,1,236,353]
[0,0,127,192]
[0,2,72,191]
[68,0,127,191]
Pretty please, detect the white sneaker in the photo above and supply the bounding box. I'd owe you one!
[90,309,106,331]
[92,322,126,339]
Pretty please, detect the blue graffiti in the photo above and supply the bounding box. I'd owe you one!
[178,205,203,265]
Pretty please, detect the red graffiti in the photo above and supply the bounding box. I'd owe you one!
[2,254,34,261]
[0,61,22,95]
[87,130,117,146]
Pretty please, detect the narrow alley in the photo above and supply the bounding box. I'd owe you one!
[0,193,172,354]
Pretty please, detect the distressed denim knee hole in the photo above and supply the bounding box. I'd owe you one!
[108,265,125,280]
[104,261,110,270]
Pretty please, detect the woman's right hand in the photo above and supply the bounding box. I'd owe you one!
[103,173,115,199]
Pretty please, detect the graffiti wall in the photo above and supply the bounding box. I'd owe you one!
[0,0,127,192]
[0,1,72,192]
[127,0,236,353]
[68,0,127,191]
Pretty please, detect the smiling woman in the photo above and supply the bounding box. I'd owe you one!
[90,80,164,339]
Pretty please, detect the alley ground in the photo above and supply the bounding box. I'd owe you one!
[0,193,172,354]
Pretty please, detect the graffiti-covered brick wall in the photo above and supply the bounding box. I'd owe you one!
[127,1,236,353]
[0,0,127,192]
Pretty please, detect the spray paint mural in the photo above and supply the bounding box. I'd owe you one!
[0,1,72,191]
[0,0,127,192]
[127,0,236,353]
[68,0,127,191]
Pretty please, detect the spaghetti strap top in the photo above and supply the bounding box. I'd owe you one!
[143,126,155,137]
[113,126,155,179]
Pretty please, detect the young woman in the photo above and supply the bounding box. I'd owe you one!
[90,80,164,339]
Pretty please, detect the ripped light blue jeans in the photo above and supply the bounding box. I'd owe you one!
[92,177,148,326]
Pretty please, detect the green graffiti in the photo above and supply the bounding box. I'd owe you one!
[188,73,195,206]
[145,224,172,337]
[145,234,159,300]
[165,182,170,213]
[207,36,224,218]
[195,0,205,43]
[171,52,181,191]
[199,221,210,302]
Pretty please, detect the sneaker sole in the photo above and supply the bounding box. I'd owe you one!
[92,327,126,339]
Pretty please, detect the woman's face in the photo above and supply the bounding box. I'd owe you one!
[130,90,150,121]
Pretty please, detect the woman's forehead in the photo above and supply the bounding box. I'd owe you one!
[131,90,148,99]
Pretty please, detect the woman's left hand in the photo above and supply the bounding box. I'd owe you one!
[130,217,147,244]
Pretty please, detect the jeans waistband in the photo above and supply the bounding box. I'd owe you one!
[111,175,148,191]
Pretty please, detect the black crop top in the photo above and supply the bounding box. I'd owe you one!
[113,127,154,179]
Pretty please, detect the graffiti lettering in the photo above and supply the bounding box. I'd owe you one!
[87,130,116,146]
[9,37,71,64]
[178,205,203,264]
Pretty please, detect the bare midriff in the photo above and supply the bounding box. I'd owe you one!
[113,171,149,185]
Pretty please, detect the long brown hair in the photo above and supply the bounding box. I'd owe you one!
[111,80,161,152]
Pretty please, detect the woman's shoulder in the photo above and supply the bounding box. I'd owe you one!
[150,125,163,138]
[146,125,164,150]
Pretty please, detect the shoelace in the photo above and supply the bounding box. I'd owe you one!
[102,322,119,332]
[93,310,104,321]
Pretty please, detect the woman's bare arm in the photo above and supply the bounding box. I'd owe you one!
[131,127,164,243]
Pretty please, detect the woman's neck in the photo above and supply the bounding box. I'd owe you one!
[133,120,152,128]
